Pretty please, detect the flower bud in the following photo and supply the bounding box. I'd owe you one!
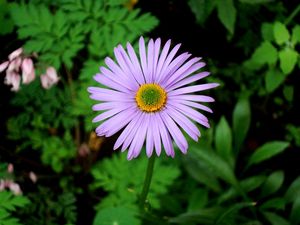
[21,58,35,84]
[8,48,23,61]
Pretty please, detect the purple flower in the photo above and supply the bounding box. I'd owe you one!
[88,37,218,160]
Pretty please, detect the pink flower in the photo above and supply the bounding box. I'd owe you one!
[7,163,14,173]
[8,48,23,61]
[8,182,22,195]
[0,61,9,73]
[40,67,59,89]
[78,143,90,157]
[29,171,37,183]
[0,180,5,191]
[0,179,23,195]
[7,57,22,72]
[4,71,21,92]
[21,58,35,84]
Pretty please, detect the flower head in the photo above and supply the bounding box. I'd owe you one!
[8,48,23,61]
[4,71,21,92]
[88,37,218,160]
[40,67,60,89]
[21,58,35,84]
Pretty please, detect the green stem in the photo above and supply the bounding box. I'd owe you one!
[285,4,300,25]
[139,156,156,210]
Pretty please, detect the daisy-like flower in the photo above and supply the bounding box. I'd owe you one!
[88,37,218,160]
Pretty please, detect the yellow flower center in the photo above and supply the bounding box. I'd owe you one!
[135,83,167,112]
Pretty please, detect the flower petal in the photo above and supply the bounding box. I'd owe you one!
[168,101,210,128]
[151,38,161,82]
[92,105,131,123]
[113,111,143,150]
[157,43,181,83]
[118,45,145,86]
[126,42,146,84]
[152,114,162,156]
[93,73,132,93]
[165,107,200,141]
[159,52,191,86]
[0,61,9,73]
[161,110,188,154]
[96,107,138,137]
[146,115,154,157]
[8,48,23,61]
[163,58,203,87]
[127,114,149,159]
[121,113,145,152]
[168,83,219,96]
[166,72,210,91]
[139,37,149,83]
[155,113,175,157]
[170,99,213,113]
[100,66,137,91]
[169,94,215,102]
[155,39,171,82]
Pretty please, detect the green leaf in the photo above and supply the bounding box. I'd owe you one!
[283,85,294,102]
[188,0,216,25]
[169,208,223,224]
[273,22,290,45]
[93,207,140,225]
[183,152,221,192]
[215,202,256,225]
[216,0,236,34]
[261,171,284,197]
[290,195,300,225]
[218,175,266,203]
[188,188,208,211]
[263,212,290,225]
[233,97,251,152]
[239,0,274,4]
[0,0,14,35]
[279,48,298,74]
[261,23,274,41]
[215,116,233,165]
[251,41,278,67]
[192,146,238,186]
[91,153,180,209]
[260,198,286,210]
[285,176,300,203]
[265,68,285,93]
[247,141,289,167]
[291,25,300,45]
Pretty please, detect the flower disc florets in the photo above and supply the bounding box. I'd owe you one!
[136,83,167,112]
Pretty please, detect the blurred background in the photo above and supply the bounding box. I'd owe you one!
[1,0,300,224]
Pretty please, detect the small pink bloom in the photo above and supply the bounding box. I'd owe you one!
[7,57,22,72]
[8,182,22,195]
[78,143,90,157]
[0,180,5,191]
[8,48,23,61]
[46,67,59,83]
[7,163,14,173]
[5,71,21,92]
[29,171,37,183]
[22,58,35,84]
[40,67,59,89]
[0,61,9,73]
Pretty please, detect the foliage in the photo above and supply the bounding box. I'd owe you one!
[1,0,300,224]
[0,191,30,225]
[173,98,295,225]
[20,187,77,225]
[91,152,180,208]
